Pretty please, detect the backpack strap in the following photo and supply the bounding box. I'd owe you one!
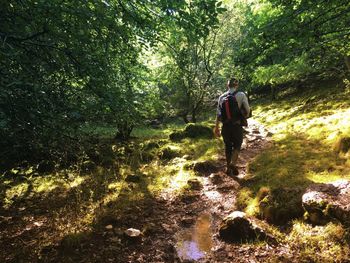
[224,99,231,121]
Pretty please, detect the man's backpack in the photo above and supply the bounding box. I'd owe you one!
[220,91,248,126]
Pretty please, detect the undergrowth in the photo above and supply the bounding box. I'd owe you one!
[0,122,220,261]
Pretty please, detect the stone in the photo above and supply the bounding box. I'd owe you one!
[124,228,142,241]
[258,187,304,225]
[158,146,181,160]
[193,161,219,175]
[302,180,350,225]
[169,131,185,141]
[169,124,213,141]
[335,136,350,153]
[105,225,113,230]
[182,123,213,139]
[187,178,202,190]
[219,211,276,244]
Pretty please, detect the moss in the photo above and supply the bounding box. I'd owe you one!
[286,221,350,262]
[236,187,254,210]
[334,136,350,153]
[257,186,270,201]
[169,131,184,141]
[143,141,160,150]
[169,123,213,141]
[158,146,182,160]
[183,123,213,139]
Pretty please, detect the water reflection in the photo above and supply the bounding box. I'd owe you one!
[175,213,213,261]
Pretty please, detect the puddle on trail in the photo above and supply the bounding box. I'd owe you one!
[175,213,213,261]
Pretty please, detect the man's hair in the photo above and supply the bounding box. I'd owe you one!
[227,77,238,88]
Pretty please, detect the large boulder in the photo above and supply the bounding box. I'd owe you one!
[219,211,276,244]
[169,123,213,141]
[183,123,213,139]
[187,178,202,190]
[158,146,182,160]
[302,180,350,225]
[335,136,350,154]
[258,187,304,225]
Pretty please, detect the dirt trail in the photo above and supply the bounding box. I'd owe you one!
[1,119,295,263]
[113,119,292,263]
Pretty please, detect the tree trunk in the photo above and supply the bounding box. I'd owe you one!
[115,121,134,140]
[191,110,197,123]
[345,55,350,73]
[182,114,189,124]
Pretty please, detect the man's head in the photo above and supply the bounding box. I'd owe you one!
[227,77,239,89]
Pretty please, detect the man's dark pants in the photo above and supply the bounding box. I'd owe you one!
[221,122,243,167]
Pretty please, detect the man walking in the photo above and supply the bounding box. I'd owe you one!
[214,77,250,176]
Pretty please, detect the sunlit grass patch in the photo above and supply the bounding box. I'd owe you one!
[305,170,347,184]
[181,138,223,161]
[254,88,350,147]
[248,134,350,188]
[32,176,66,193]
[102,181,125,205]
[142,159,195,195]
[286,220,350,262]
[4,181,29,208]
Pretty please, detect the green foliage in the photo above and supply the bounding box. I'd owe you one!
[216,0,350,97]
[155,0,226,122]
[0,0,225,167]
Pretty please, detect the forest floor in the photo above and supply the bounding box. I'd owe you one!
[0,120,298,263]
[2,82,350,262]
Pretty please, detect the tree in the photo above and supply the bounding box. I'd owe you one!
[216,0,350,99]
[155,0,226,123]
[1,0,217,166]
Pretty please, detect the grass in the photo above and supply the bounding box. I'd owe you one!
[285,220,350,262]
[4,80,350,261]
[239,80,350,213]
[0,121,221,261]
[238,79,350,262]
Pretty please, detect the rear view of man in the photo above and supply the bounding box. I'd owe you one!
[214,77,250,176]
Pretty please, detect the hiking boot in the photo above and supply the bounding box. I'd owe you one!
[229,164,239,176]
[226,166,232,176]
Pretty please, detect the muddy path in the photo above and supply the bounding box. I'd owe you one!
[1,120,293,263]
[108,120,292,263]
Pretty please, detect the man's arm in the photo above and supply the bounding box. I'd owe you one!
[240,93,251,118]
